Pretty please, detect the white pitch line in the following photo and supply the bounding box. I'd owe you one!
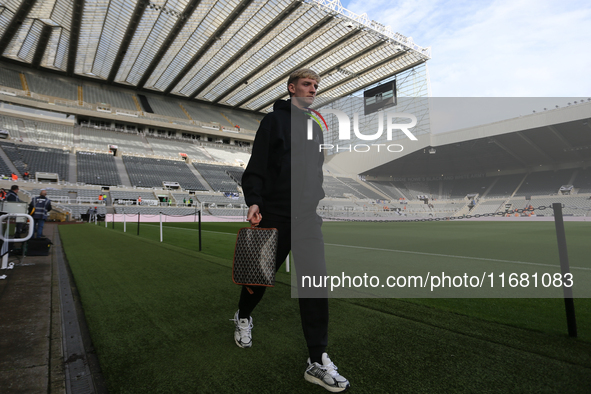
[141,225,591,272]
[324,243,591,272]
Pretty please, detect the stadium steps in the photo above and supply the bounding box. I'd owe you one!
[391,182,411,200]
[73,124,81,146]
[68,151,77,183]
[451,201,471,217]
[16,119,29,142]
[113,156,132,187]
[511,173,529,197]
[187,162,213,191]
[192,142,216,161]
[140,133,155,155]
[480,176,499,199]
[19,72,29,93]
[179,103,192,120]
[568,169,578,186]
[0,144,20,176]
[353,179,391,200]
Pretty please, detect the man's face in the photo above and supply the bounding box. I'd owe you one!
[289,77,318,109]
[40,191,46,197]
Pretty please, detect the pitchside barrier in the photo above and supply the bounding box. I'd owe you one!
[101,210,202,252]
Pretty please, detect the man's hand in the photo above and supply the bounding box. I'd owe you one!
[247,204,262,226]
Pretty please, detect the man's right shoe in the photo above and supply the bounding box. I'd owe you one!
[230,310,253,348]
[305,353,350,392]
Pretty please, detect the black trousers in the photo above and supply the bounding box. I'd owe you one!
[238,212,329,360]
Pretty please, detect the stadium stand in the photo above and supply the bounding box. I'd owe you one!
[29,121,74,146]
[220,108,262,131]
[208,208,244,216]
[25,73,77,101]
[83,84,138,111]
[113,206,196,216]
[22,188,70,204]
[527,195,591,216]
[72,188,106,204]
[405,182,431,198]
[485,174,525,198]
[195,194,245,205]
[366,181,407,200]
[79,126,147,154]
[322,176,359,198]
[77,151,122,186]
[58,204,107,219]
[145,137,211,161]
[171,193,195,205]
[336,177,384,200]
[146,96,188,119]
[225,168,244,186]
[192,163,240,192]
[0,67,23,90]
[110,190,158,204]
[0,142,69,180]
[123,156,207,190]
[183,101,228,125]
[390,181,411,200]
[515,169,574,196]
[22,188,105,205]
[447,177,491,199]
[575,168,591,193]
[469,199,505,216]
[202,146,250,164]
[0,154,12,176]
[504,197,528,211]
[0,141,26,173]
[0,114,21,139]
[430,201,465,213]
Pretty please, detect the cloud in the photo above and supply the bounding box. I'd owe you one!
[340,0,591,96]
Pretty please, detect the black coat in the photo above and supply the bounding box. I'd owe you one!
[242,99,325,218]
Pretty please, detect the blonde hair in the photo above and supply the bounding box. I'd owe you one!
[287,69,321,96]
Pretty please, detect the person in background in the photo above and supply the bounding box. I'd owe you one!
[29,190,52,238]
[6,185,24,237]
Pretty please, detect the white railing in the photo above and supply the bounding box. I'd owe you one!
[0,214,34,274]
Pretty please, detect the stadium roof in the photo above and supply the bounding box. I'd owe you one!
[0,0,430,112]
[368,102,591,177]
[322,101,591,177]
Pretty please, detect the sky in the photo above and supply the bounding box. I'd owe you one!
[341,0,591,98]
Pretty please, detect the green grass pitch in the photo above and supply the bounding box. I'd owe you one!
[59,221,591,393]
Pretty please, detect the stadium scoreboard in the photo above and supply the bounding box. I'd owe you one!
[364,80,397,115]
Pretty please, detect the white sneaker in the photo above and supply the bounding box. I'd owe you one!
[230,310,253,348]
[305,353,350,392]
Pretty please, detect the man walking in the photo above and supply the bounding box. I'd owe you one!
[29,190,52,238]
[232,69,349,392]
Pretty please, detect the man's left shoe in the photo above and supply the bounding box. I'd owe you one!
[230,310,253,348]
[304,353,350,392]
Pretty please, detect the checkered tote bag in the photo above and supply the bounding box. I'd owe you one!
[232,227,278,288]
